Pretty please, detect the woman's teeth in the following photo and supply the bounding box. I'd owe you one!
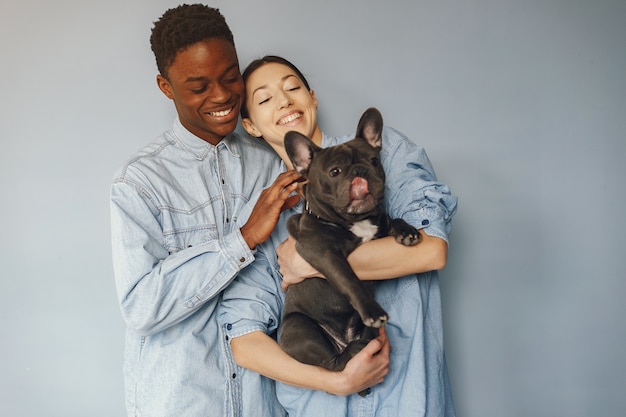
[278,113,301,125]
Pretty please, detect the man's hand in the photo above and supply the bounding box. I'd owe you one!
[333,326,391,396]
[241,171,302,250]
[277,235,323,291]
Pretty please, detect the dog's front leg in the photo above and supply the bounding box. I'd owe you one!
[304,250,388,328]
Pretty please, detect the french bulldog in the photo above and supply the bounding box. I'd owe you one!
[278,107,421,380]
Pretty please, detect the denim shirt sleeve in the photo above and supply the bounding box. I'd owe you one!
[218,240,283,338]
[110,179,255,336]
[378,127,457,241]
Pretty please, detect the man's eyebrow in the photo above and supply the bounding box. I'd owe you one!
[185,76,208,83]
[185,64,239,83]
[251,74,297,96]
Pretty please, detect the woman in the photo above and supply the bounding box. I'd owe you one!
[218,56,457,417]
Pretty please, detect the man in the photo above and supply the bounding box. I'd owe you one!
[110,5,301,416]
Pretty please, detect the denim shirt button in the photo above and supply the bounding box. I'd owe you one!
[239,257,246,263]
[226,324,232,330]
[421,219,430,226]
[232,373,237,379]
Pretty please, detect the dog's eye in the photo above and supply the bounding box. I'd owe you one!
[329,168,341,177]
[370,157,379,167]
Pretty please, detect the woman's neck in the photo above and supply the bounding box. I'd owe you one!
[274,147,294,170]
[309,125,323,147]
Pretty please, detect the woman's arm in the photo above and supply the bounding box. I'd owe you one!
[348,232,447,280]
[277,232,447,289]
[230,328,390,396]
[219,230,390,396]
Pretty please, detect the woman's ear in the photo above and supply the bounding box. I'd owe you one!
[157,74,174,100]
[310,90,318,109]
[242,118,262,137]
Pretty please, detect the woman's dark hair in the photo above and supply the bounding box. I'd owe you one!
[150,4,235,79]
[240,55,312,119]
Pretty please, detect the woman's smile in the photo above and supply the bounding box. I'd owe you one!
[278,111,303,126]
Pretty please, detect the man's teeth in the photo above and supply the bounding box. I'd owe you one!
[208,108,232,117]
[279,113,301,125]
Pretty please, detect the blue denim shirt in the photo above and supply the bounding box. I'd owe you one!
[110,118,285,417]
[219,126,458,417]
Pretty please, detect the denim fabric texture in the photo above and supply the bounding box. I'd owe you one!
[219,126,458,417]
[110,117,285,417]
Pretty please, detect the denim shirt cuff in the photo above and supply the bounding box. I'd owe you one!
[222,229,257,272]
[407,206,450,243]
[223,321,268,340]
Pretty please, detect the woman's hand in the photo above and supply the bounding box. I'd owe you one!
[240,171,301,250]
[332,326,391,396]
[277,235,323,290]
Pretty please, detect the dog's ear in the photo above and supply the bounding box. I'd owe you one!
[355,107,383,149]
[284,131,320,177]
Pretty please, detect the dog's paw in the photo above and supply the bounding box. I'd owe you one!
[389,218,421,247]
[363,313,388,328]
[394,230,421,246]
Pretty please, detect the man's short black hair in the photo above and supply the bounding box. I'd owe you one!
[150,4,235,78]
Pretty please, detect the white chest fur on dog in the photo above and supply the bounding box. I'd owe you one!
[349,220,379,243]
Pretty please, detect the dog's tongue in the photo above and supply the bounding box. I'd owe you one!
[350,177,369,200]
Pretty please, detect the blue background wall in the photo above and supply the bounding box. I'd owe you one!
[1,1,624,416]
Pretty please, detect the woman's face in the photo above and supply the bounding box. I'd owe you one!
[242,62,321,150]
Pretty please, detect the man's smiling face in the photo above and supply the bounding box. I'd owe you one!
[157,38,244,145]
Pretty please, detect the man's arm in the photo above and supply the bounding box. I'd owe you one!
[111,181,254,336]
[111,171,300,336]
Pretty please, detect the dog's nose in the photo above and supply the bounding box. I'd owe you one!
[350,165,369,178]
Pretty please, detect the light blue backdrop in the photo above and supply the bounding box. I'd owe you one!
[1,1,624,416]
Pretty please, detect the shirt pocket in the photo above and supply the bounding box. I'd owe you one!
[375,276,419,310]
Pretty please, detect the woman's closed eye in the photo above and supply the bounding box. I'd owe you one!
[257,96,271,105]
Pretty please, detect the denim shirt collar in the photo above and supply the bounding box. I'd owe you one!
[170,117,241,160]
[321,131,352,148]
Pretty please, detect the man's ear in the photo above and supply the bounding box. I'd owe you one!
[156,74,174,100]
[242,118,262,138]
